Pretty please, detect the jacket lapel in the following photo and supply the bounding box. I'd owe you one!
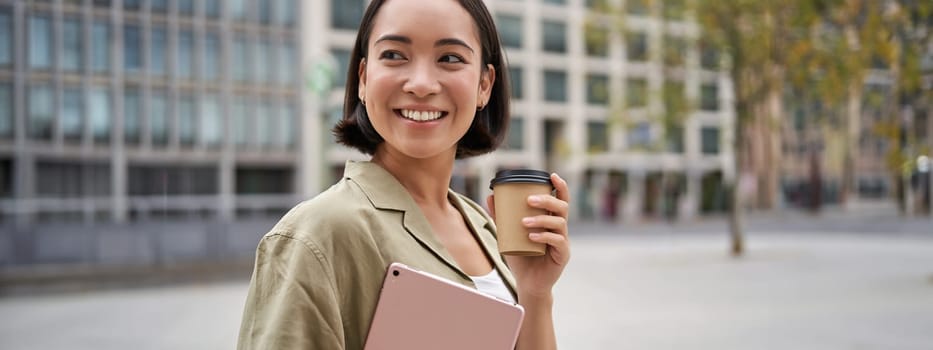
[344,161,465,277]
[448,192,519,297]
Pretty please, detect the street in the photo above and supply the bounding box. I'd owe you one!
[1,212,932,349]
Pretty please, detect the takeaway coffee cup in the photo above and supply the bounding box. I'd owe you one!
[489,169,554,256]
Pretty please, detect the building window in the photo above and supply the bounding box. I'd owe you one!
[203,32,221,81]
[279,43,296,85]
[543,70,567,102]
[177,30,195,79]
[628,122,651,149]
[497,15,522,49]
[626,31,648,61]
[150,27,167,76]
[201,95,221,147]
[29,16,53,69]
[177,0,195,15]
[257,39,272,83]
[701,127,720,154]
[587,121,608,153]
[233,36,250,82]
[124,88,141,144]
[700,40,719,70]
[124,0,142,11]
[701,84,719,111]
[62,88,84,141]
[129,165,217,195]
[283,0,297,26]
[281,104,296,149]
[0,8,11,66]
[62,18,83,71]
[662,0,686,20]
[29,85,54,140]
[234,98,251,148]
[93,0,112,7]
[663,81,686,121]
[236,167,293,194]
[584,24,609,58]
[89,87,111,143]
[0,84,12,137]
[542,20,566,53]
[332,49,351,88]
[259,0,272,24]
[332,0,364,30]
[275,43,294,84]
[258,101,275,148]
[626,78,648,107]
[506,117,524,150]
[37,162,111,198]
[627,0,650,15]
[124,24,142,72]
[92,21,111,73]
[178,96,196,147]
[230,0,247,20]
[150,91,169,146]
[586,0,610,9]
[663,36,686,67]
[665,126,684,153]
[509,66,523,100]
[0,159,11,198]
[150,0,168,13]
[586,74,609,105]
[205,0,221,19]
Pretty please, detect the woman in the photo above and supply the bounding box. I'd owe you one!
[237,0,571,348]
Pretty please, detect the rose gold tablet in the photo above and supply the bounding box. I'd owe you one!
[363,263,525,350]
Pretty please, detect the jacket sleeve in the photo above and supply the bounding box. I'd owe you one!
[237,233,345,349]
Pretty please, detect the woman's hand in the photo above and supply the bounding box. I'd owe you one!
[487,173,571,299]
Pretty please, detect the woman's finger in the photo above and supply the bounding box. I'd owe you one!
[529,232,571,265]
[523,215,567,235]
[551,173,571,204]
[527,194,569,219]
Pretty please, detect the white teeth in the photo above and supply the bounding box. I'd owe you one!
[400,109,442,121]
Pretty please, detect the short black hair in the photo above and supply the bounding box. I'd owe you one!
[333,0,511,159]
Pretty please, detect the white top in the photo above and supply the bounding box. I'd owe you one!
[469,269,516,304]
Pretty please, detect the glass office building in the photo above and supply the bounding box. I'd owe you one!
[0,0,302,225]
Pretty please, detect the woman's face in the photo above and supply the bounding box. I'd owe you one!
[359,0,494,161]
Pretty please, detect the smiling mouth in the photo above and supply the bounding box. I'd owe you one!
[396,109,446,122]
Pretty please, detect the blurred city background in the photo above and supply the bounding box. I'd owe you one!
[0,0,931,349]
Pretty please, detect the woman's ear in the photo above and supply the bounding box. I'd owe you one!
[358,58,367,102]
[477,64,495,107]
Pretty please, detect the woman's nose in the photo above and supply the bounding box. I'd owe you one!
[402,62,441,98]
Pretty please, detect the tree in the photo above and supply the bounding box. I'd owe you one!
[696,0,825,256]
[797,0,930,213]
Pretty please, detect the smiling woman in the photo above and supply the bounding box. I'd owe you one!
[238,1,572,349]
[334,0,510,158]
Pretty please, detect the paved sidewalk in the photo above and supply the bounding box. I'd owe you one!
[1,229,932,349]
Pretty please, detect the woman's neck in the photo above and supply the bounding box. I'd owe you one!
[371,148,455,209]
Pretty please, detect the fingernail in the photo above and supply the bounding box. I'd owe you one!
[522,217,534,225]
[529,233,540,239]
[528,195,541,204]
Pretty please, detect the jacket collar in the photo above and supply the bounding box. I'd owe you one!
[344,161,516,293]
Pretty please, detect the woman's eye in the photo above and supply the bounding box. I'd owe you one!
[379,51,405,60]
[439,54,465,64]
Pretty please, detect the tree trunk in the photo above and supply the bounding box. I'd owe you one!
[729,180,745,256]
[764,81,784,209]
[842,81,862,210]
[730,95,748,257]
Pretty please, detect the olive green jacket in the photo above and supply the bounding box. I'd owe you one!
[237,160,517,350]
